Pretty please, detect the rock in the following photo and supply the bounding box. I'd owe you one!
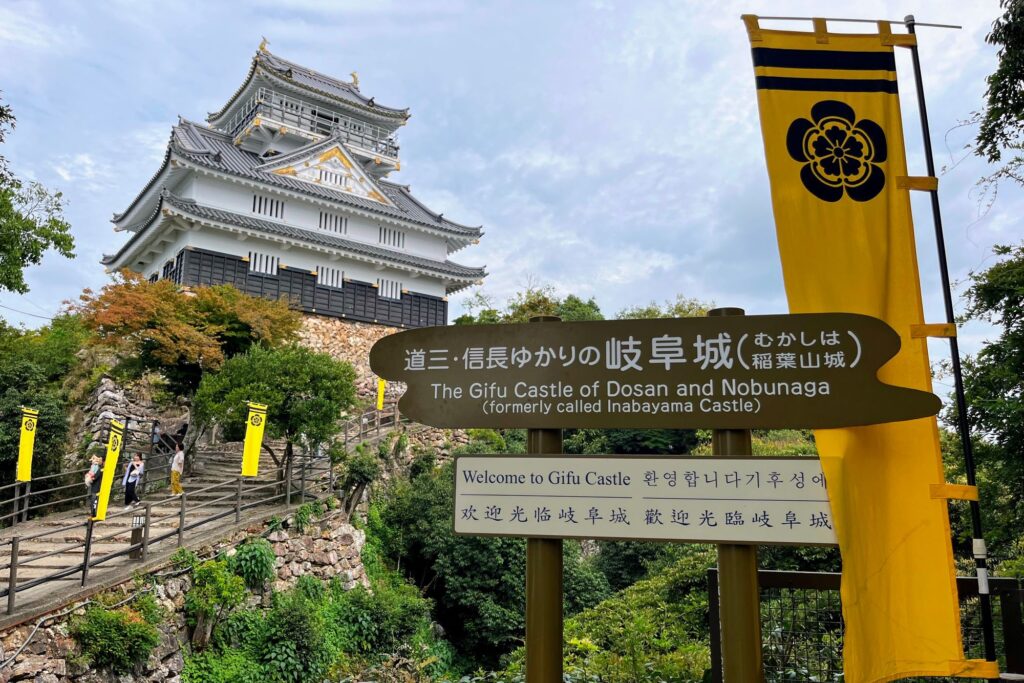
[32,674,58,683]
[163,579,181,599]
[147,666,169,683]
[165,652,184,674]
[267,530,289,543]
[12,655,47,678]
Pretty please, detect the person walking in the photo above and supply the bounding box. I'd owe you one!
[170,442,185,495]
[85,455,102,516]
[123,453,144,509]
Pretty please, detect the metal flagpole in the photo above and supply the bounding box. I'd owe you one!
[904,15,998,670]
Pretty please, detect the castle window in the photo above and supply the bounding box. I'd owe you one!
[317,265,344,289]
[248,251,279,276]
[378,226,405,249]
[377,278,403,300]
[319,211,348,234]
[252,194,284,219]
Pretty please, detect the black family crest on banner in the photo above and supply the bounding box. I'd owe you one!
[787,100,887,202]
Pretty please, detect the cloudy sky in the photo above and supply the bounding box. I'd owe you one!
[1,0,1021,380]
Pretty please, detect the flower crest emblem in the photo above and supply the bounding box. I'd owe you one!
[787,100,887,202]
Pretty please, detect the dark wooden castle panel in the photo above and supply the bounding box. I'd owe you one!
[172,247,446,328]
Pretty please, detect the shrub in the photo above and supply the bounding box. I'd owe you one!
[171,547,199,571]
[501,546,715,682]
[295,574,326,602]
[293,501,322,533]
[325,583,431,655]
[262,591,330,683]
[212,608,269,653]
[132,592,165,625]
[70,605,161,674]
[183,649,264,683]
[229,538,276,590]
[186,559,247,650]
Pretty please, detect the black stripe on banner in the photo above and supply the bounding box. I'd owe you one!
[755,76,898,93]
[752,47,896,71]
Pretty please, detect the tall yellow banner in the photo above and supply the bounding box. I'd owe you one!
[241,402,267,477]
[17,407,39,482]
[94,420,125,522]
[743,17,998,682]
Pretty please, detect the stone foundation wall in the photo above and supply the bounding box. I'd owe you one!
[69,375,189,470]
[298,316,405,400]
[0,513,366,683]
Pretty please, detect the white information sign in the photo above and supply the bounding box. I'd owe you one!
[454,455,837,545]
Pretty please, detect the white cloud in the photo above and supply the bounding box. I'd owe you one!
[50,153,113,190]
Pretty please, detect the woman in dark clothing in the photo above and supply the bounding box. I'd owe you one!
[123,453,144,509]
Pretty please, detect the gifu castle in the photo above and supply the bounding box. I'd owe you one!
[104,43,486,328]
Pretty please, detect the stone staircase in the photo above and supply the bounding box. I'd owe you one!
[0,447,311,627]
[0,403,415,627]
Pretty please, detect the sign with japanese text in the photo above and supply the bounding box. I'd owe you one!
[454,455,837,545]
[370,314,939,429]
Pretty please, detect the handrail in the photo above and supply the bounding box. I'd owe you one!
[1,453,336,613]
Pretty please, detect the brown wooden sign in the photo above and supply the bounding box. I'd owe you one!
[369,313,940,429]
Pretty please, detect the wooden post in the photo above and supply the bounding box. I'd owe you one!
[709,307,763,683]
[7,536,19,614]
[525,315,563,683]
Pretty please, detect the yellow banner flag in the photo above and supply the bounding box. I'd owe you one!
[94,420,125,522]
[242,402,268,477]
[743,17,998,681]
[17,407,39,482]
[376,379,386,411]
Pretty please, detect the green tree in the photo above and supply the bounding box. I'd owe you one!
[617,294,711,320]
[0,360,68,487]
[192,345,357,468]
[975,0,1024,188]
[454,285,603,324]
[376,462,609,668]
[0,95,74,293]
[958,243,1024,551]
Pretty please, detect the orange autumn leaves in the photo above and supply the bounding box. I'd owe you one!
[72,270,301,392]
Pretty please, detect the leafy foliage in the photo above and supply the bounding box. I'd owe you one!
[229,538,277,590]
[185,560,247,628]
[976,1,1024,179]
[0,94,74,293]
[373,461,610,667]
[0,347,70,487]
[454,285,603,325]
[70,604,161,674]
[192,344,356,449]
[617,294,712,320]
[196,568,438,683]
[293,501,324,533]
[261,590,331,682]
[73,271,301,394]
[502,547,714,683]
[183,649,264,683]
[957,244,1024,547]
